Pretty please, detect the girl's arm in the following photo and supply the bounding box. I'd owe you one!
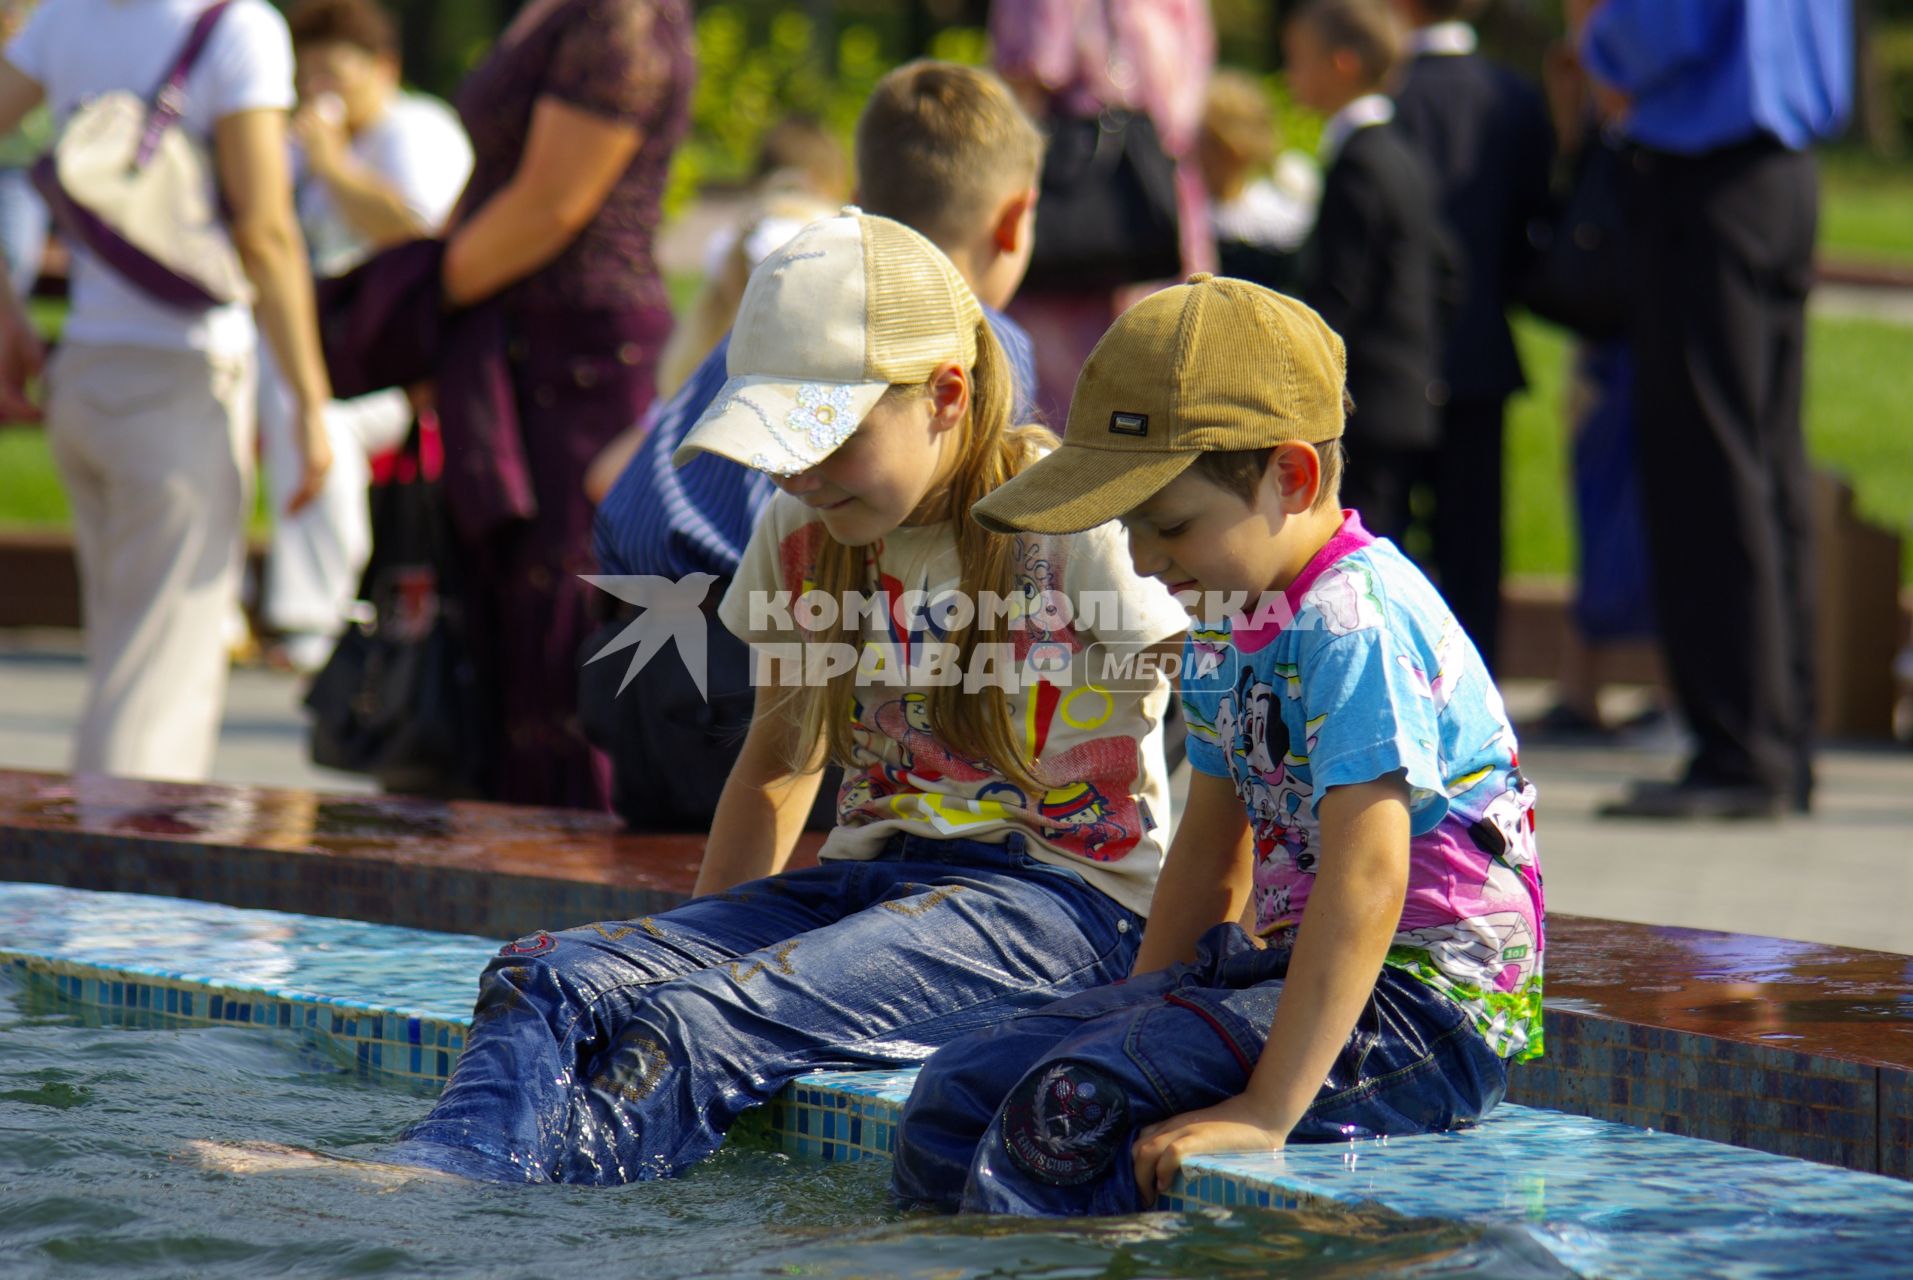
[1130,774,1411,1204]
[1131,769,1252,974]
[693,681,828,898]
[440,96,640,308]
[216,106,334,514]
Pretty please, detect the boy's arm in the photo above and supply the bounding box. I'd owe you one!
[1131,769,1253,975]
[1131,774,1411,1205]
[693,681,827,897]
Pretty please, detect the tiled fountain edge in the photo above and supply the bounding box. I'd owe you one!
[1,770,1907,1182]
[1508,1005,1899,1176]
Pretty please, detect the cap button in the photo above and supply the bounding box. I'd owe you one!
[1186,272,1215,285]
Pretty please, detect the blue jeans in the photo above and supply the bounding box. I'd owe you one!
[391,834,1140,1184]
[892,923,1509,1216]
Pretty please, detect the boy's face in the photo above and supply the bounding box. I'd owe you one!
[970,183,1038,313]
[1282,20,1359,116]
[1119,446,1332,609]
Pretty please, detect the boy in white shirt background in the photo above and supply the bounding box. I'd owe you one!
[258,0,471,672]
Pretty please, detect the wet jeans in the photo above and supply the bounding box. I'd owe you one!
[390,834,1140,1184]
[892,923,1509,1216]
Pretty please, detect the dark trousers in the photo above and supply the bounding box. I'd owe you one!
[1426,397,1507,673]
[1342,439,1427,551]
[1628,139,1818,799]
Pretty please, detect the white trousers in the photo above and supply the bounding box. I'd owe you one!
[255,343,410,637]
[46,342,257,781]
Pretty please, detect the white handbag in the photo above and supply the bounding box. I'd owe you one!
[31,1,252,310]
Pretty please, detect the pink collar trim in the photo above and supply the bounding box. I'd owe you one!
[1231,511,1375,654]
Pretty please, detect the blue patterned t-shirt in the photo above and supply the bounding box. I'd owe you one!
[1180,512,1545,1060]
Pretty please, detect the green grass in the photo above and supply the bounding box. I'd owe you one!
[1818,148,1913,266]
[1503,317,1574,578]
[0,424,66,526]
[1505,311,1913,582]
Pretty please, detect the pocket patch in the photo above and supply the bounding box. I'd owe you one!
[1001,1061,1130,1186]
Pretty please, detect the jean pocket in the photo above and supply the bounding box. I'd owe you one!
[1154,984,1279,1075]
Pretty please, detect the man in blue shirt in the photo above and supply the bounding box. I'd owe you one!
[584,62,1044,831]
[1582,0,1851,821]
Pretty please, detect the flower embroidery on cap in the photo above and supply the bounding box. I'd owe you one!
[788,383,859,455]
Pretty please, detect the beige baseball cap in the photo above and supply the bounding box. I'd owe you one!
[972,274,1347,535]
[674,207,982,477]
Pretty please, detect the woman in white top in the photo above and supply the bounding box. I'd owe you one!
[0,0,333,781]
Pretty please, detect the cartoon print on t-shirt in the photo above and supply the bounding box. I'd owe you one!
[1037,782,1127,858]
[868,691,994,782]
[838,771,900,818]
[1009,536,1081,658]
[1467,772,1540,870]
[1398,910,1537,992]
[1033,736,1148,861]
[1394,611,1465,715]
[1311,560,1386,637]
[1215,666,1320,883]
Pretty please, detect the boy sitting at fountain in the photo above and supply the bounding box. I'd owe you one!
[890,274,1545,1214]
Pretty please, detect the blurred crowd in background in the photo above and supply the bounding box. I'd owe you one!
[0,0,1873,827]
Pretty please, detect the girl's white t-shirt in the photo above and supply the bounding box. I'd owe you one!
[722,492,1189,917]
[7,0,295,357]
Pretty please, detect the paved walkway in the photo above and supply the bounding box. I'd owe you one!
[0,628,375,796]
[2,626,1910,954]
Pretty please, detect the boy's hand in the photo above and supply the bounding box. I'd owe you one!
[1132,1094,1290,1207]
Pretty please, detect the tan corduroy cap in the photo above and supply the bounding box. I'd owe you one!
[973,274,1347,535]
[675,207,982,477]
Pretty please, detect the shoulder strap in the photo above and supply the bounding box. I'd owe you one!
[137,2,235,165]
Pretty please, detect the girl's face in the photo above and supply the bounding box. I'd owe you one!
[772,364,969,546]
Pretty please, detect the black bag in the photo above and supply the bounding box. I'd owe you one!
[1522,128,1631,341]
[304,425,486,796]
[1023,107,1183,293]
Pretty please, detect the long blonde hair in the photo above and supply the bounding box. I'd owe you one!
[772,320,1051,792]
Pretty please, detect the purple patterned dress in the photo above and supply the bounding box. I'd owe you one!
[450,0,693,809]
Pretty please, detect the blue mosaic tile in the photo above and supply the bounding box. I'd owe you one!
[0,881,497,1021]
[1507,1009,1882,1174]
[1882,1069,1913,1181]
[0,882,494,1086]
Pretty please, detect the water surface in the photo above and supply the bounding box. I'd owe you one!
[0,983,1570,1280]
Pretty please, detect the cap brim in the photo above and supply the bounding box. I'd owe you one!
[972,445,1200,535]
[673,374,891,476]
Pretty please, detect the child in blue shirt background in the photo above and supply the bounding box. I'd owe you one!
[892,273,1544,1215]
